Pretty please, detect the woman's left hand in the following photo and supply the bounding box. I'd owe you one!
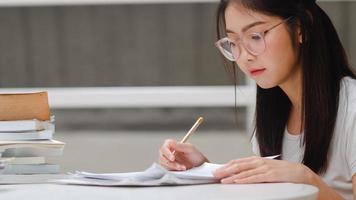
[213,156,313,184]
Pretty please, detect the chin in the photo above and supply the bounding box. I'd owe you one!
[255,80,278,89]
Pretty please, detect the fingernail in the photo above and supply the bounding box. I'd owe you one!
[234,179,240,183]
[180,165,186,170]
[170,155,175,161]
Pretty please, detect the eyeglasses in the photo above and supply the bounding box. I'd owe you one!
[215,17,292,62]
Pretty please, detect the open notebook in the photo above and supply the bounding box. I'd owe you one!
[55,162,223,186]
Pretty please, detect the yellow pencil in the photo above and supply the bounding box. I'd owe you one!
[180,117,204,143]
[172,117,204,156]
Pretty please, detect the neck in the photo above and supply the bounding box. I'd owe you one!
[279,66,303,134]
[279,67,302,110]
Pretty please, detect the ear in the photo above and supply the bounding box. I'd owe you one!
[294,19,303,44]
[298,27,303,44]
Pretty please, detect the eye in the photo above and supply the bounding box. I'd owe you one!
[249,33,262,41]
[222,39,235,51]
[229,41,236,47]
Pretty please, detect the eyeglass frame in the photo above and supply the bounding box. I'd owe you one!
[215,16,293,62]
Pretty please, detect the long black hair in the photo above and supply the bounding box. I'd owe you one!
[216,0,356,174]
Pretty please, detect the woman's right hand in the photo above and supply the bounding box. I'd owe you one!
[158,139,209,171]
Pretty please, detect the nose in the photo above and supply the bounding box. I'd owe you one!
[235,44,256,74]
[239,43,256,62]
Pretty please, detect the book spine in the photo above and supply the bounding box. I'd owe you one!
[0,129,54,140]
[3,164,60,174]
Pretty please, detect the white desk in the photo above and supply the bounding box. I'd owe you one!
[0,183,318,200]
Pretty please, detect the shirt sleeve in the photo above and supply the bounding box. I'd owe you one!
[340,77,356,177]
[347,109,356,176]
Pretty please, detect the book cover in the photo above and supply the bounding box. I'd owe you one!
[0,91,50,121]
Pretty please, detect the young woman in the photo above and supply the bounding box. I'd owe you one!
[158,0,356,199]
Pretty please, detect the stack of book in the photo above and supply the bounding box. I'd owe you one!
[0,92,65,175]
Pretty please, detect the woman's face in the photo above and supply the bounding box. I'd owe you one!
[225,3,301,89]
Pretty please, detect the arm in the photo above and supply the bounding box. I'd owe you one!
[213,157,345,200]
[306,168,345,200]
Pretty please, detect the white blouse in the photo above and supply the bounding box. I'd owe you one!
[251,77,356,200]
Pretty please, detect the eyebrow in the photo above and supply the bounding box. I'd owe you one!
[226,21,267,34]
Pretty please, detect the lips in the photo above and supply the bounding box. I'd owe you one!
[249,68,266,76]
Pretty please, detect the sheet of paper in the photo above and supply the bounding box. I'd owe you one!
[75,163,166,181]
[55,162,222,186]
[168,162,223,180]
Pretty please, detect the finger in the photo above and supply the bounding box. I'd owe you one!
[170,142,194,153]
[233,173,271,184]
[159,156,186,171]
[220,167,266,183]
[213,163,239,179]
[160,146,175,162]
[174,153,193,169]
[214,159,263,179]
[229,156,261,164]
[214,156,260,174]
[161,139,179,161]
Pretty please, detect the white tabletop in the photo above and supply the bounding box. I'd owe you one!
[0,183,318,200]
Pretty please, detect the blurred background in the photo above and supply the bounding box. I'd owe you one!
[0,0,355,173]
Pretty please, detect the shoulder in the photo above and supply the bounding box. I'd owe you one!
[336,76,356,142]
[339,77,356,176]
[340,76,356,104]
[339,77,356,115]
[333,77,356,144]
